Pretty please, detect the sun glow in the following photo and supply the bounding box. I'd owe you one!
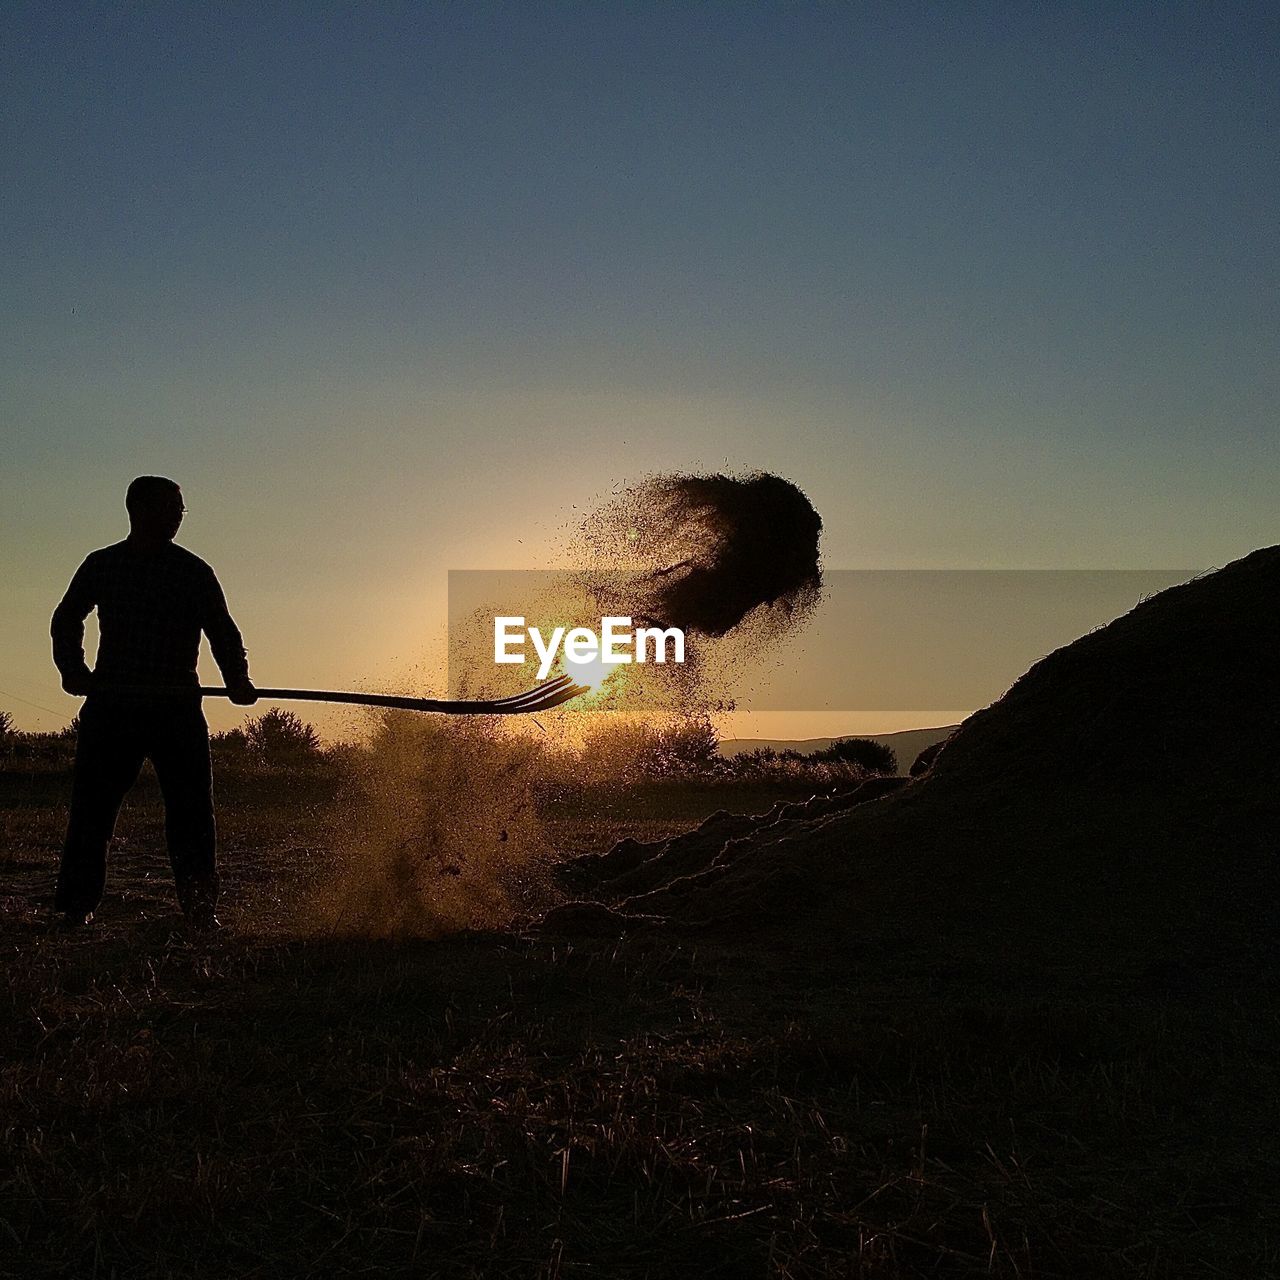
[563,654,614,692]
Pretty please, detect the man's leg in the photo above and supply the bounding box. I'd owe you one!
[55,701,145,918]
[150,702,218,922]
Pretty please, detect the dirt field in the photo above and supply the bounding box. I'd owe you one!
[2,763,1276,1278]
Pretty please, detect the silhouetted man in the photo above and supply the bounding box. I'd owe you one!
[50,476,257,929]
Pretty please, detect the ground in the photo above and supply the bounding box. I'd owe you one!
[2,764,1276,1278]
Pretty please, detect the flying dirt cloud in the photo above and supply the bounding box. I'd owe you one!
[578,471,823,638]
[449,470,825,710]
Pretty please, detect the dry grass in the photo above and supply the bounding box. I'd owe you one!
[5,921,1276,1278]
[3,770,1278,1278]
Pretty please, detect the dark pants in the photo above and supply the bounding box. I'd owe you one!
[55,697,217,917]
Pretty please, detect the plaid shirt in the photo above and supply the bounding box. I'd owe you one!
[52,540,249,688]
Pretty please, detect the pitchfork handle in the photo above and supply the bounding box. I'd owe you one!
[90,682,584,715]
[201,687,456,712]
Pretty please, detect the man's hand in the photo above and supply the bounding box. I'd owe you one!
[59,665,94,697]
[227,677,258,706]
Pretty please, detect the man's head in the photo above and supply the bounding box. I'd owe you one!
[126,476,185,543]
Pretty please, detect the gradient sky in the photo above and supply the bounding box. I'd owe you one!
[3,2,1276,737]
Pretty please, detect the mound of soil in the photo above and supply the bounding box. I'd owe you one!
[554,777,907,908]
[555,546,1280,983]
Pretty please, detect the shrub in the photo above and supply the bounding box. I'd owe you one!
[579,715,721,783]
[653,716,720,776]
[211,726,251,764]
[577,718,666,784]
[726,746,855,786]
[244,709,322,766]
[813,737,897,774]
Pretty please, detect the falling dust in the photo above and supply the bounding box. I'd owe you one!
[309,709,557,939]
[307,471,823,937]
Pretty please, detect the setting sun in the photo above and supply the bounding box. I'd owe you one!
[562,654,614,693]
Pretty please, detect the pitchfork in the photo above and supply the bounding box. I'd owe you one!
[100,673,589,715]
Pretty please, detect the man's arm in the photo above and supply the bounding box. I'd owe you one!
[200,567,257,705]
[51,558,97,695]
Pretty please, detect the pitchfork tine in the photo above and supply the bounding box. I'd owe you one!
[522,685,586,712]
[485,674,574,710]
[501,673,573,700]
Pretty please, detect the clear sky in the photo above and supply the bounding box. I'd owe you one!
[3,2,1276,738]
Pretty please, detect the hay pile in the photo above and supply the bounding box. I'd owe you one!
[550,546,1280,982]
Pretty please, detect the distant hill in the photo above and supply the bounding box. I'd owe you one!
[719,726,959,774]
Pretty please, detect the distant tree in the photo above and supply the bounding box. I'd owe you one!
[0,710,13,742]
[57,717,80,742]
[244,709,321,766]
[814,737,897,775]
